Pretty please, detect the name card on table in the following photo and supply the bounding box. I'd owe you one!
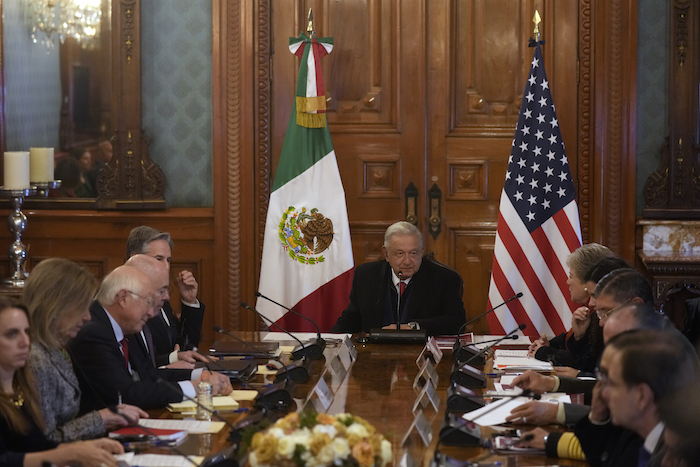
[401,409,433,448]
[413,358,439,393]
[413,379,441,414]
[304,371,333,412]
[329,354,348,383]
[343,335,358,361]
[415,336,443,367]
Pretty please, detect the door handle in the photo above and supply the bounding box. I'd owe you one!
[405,182,418,225]
[428,183,441,239]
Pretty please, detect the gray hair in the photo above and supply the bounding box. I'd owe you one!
[565,243,614,281]
[126,226,174,258]
[96,265,150,306]
[384,221,423,249]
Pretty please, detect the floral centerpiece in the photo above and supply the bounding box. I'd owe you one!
[247,412,392,467]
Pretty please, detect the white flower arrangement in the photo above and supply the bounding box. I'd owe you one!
[247,412,392,467]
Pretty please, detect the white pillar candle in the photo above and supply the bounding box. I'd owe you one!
[29,147,54,182]
[4,152,30,190]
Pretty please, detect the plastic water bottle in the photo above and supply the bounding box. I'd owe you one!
[197,373,213,421]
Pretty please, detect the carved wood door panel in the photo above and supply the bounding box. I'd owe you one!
[268,1,579,330]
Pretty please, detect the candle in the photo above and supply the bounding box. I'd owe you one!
[29,147,54,182]
[4,152,30,190]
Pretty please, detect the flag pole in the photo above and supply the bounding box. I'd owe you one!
[306,8,315,37]
[533,10,542,42]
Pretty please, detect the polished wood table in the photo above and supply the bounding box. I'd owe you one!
[146,335,589,466]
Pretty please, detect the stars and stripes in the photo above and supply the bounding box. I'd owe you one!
[486,42,582,339]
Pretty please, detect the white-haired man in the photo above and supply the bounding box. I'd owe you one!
[331,221,466,335]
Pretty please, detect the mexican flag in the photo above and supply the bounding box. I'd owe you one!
[256,33,354,332]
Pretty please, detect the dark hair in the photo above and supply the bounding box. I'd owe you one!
[595,269,654,306]
[583,257,631,283]
[125,226,174,258]
[607,329,699,402]
[0,297,45,435]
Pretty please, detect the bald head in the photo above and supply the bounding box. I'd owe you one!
[125,254,170,311]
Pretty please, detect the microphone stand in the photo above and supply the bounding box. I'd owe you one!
[453,334,519,365]
[453,292,523,361]
[396,270,403,330]
[240,302,319,362]
[461,324,527,366]
[254,292,326,359]
[212,326,297,410]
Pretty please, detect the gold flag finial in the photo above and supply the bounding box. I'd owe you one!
[307,8,314,36]
[533,10,542,41]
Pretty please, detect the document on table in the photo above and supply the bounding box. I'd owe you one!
[229,389,258,401]
[116,452,203,467]
[138,419,225,434]
[494,355,553,371]
[463,394,570,426]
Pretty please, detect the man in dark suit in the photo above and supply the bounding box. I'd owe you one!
[331,221,466,335]
[575,329,699,467]
[69,265,231,412]
[126,226,208,366]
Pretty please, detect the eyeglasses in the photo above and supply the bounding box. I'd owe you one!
[595,297,633,320]
[389,250,421,260]
[127,291,155,308]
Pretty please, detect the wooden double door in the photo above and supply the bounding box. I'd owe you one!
[259,1,578,331]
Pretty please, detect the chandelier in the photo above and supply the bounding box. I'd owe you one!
[26,0,102,50]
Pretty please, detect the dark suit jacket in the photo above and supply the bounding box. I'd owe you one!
[575,415,642,467]
[331,259,466,335]
[68,301,189,412]
[147,300,205,367]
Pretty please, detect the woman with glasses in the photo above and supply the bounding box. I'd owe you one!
[23,258,147,443]
[0,295,123,466]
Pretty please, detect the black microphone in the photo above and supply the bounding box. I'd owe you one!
[212,326,297,411]
[462,324,527,366]
[212,325,307,384]
[254,292,326,360]
[454,292,524,342]
[240,301,320,361]
[396,271,403,330]
[453,334,520,365]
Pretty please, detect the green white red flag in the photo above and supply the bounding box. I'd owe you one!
[256,33,354,332]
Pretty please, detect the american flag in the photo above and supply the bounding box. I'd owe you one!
[486,42,582,340]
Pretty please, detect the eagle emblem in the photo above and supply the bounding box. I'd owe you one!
[278,207,334,265]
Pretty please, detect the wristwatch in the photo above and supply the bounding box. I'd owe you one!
[407,321,420,330]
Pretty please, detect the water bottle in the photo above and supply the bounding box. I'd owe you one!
[197,373,213,421]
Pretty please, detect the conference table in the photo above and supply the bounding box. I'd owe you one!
[145,332,590,467]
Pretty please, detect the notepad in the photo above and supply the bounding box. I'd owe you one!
[167,395,239,413]
[109,425,187,441]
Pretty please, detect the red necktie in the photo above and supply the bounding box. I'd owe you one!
[399,281,406,297]
[120,337,129,368]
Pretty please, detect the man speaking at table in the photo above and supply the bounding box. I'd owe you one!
[331,221,466,335]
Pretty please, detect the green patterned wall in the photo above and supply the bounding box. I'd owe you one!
[4,1,62,151]
[141,0,213,207]
[636,0,670,214]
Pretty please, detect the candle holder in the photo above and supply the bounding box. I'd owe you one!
[31,180,61,197]
[0,187,36,287]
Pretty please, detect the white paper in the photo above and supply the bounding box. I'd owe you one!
[494,349,529,358]
[116,452,203,467]
[462,397,552,426]
[494,355,553,371]
[499,374,521,386]
[138,419,224,434]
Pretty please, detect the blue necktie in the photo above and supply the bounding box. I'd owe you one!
[637,445,651,467]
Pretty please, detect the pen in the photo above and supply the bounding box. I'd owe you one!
[233,408,249,413]
[118,392,122,406]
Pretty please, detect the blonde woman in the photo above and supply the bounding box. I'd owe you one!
[24,258,147,442]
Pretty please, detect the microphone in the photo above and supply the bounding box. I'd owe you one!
[240,302,319,361]
[454,292,523,343]
[396,271,403,330]
[462,324,526,366]
[212,326,297,410]
[453,334,520,365]
[254,292,326,360]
